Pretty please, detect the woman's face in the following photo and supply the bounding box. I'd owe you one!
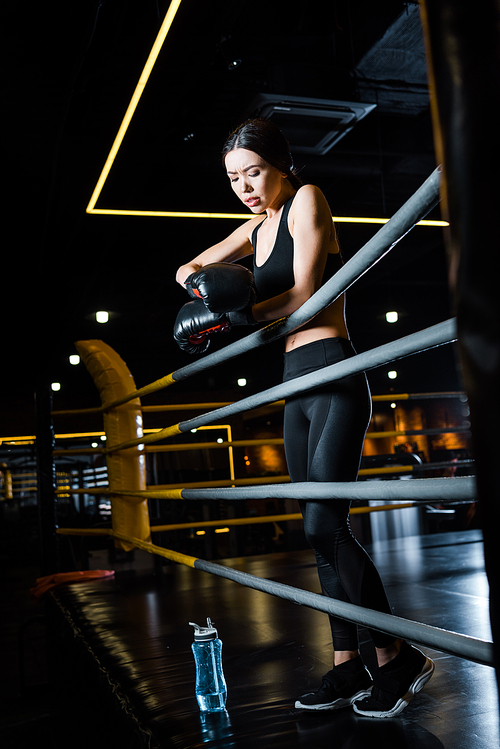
[224,148,287,214]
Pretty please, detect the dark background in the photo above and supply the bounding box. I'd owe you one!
[3,0,460,436]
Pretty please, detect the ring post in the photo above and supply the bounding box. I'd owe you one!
[75,340,150,551]
[35,385,59,575]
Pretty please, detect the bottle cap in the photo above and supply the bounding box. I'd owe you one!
[189,617,218,641]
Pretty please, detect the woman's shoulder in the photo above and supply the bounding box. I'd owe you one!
[295,183,325,199]
[290,184,332,223]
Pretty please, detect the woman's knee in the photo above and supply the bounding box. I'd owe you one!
[302,506,350,554]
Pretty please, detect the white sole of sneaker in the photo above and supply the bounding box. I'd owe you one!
[295,687,372,711]
[352,657,435,718]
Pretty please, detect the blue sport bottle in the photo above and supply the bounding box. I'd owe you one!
[189,618,227,712]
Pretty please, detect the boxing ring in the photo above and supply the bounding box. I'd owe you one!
[35,152,500,746]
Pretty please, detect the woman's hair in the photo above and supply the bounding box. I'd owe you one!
[222,118,303,191]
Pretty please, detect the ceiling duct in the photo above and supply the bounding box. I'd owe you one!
[246,94,377,155]
[354,4,430,114]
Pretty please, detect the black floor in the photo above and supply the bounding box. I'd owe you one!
[2,529,499,748]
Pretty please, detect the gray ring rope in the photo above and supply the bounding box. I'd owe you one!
[169,476,475,502]
[105,318,456,453]
[171,166,442,383]
[177,318,457,433]
[193,558,493,667]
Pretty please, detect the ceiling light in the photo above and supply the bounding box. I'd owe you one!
[385,311,399,323]
[388,370,398,380]
[51,382,61,392]
[96,310,109,324]
[69,354,80,365]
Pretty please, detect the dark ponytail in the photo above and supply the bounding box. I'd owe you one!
[222,118,303,190]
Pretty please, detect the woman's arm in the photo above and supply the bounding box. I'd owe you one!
[252,185,335,322]
[175,217,262,287]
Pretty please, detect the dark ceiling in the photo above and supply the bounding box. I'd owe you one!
[4,0,460,435]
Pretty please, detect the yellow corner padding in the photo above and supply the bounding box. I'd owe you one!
[75,340,150,551]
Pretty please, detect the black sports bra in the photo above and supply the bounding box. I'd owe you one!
[251,196,342,301]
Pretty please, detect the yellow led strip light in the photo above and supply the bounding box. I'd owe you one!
[86,0,182,214]
[86,0,448,227]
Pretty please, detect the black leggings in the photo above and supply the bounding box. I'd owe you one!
[283,338,395,651]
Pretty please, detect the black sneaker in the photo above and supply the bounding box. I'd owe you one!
[295,656,373,711]
[353,642,435,718]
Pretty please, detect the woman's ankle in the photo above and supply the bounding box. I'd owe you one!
[375,638,403,668]
[334,649,360,667]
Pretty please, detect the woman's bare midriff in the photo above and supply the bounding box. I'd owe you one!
[285,295,348,352]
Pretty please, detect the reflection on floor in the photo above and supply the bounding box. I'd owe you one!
[5,530,499,748]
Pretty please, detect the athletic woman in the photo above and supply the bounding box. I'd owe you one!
[175,118,434,717]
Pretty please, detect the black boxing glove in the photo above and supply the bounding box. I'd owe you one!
[184,262,256,313]
[174,299,257,355]
[174,299,230,354]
